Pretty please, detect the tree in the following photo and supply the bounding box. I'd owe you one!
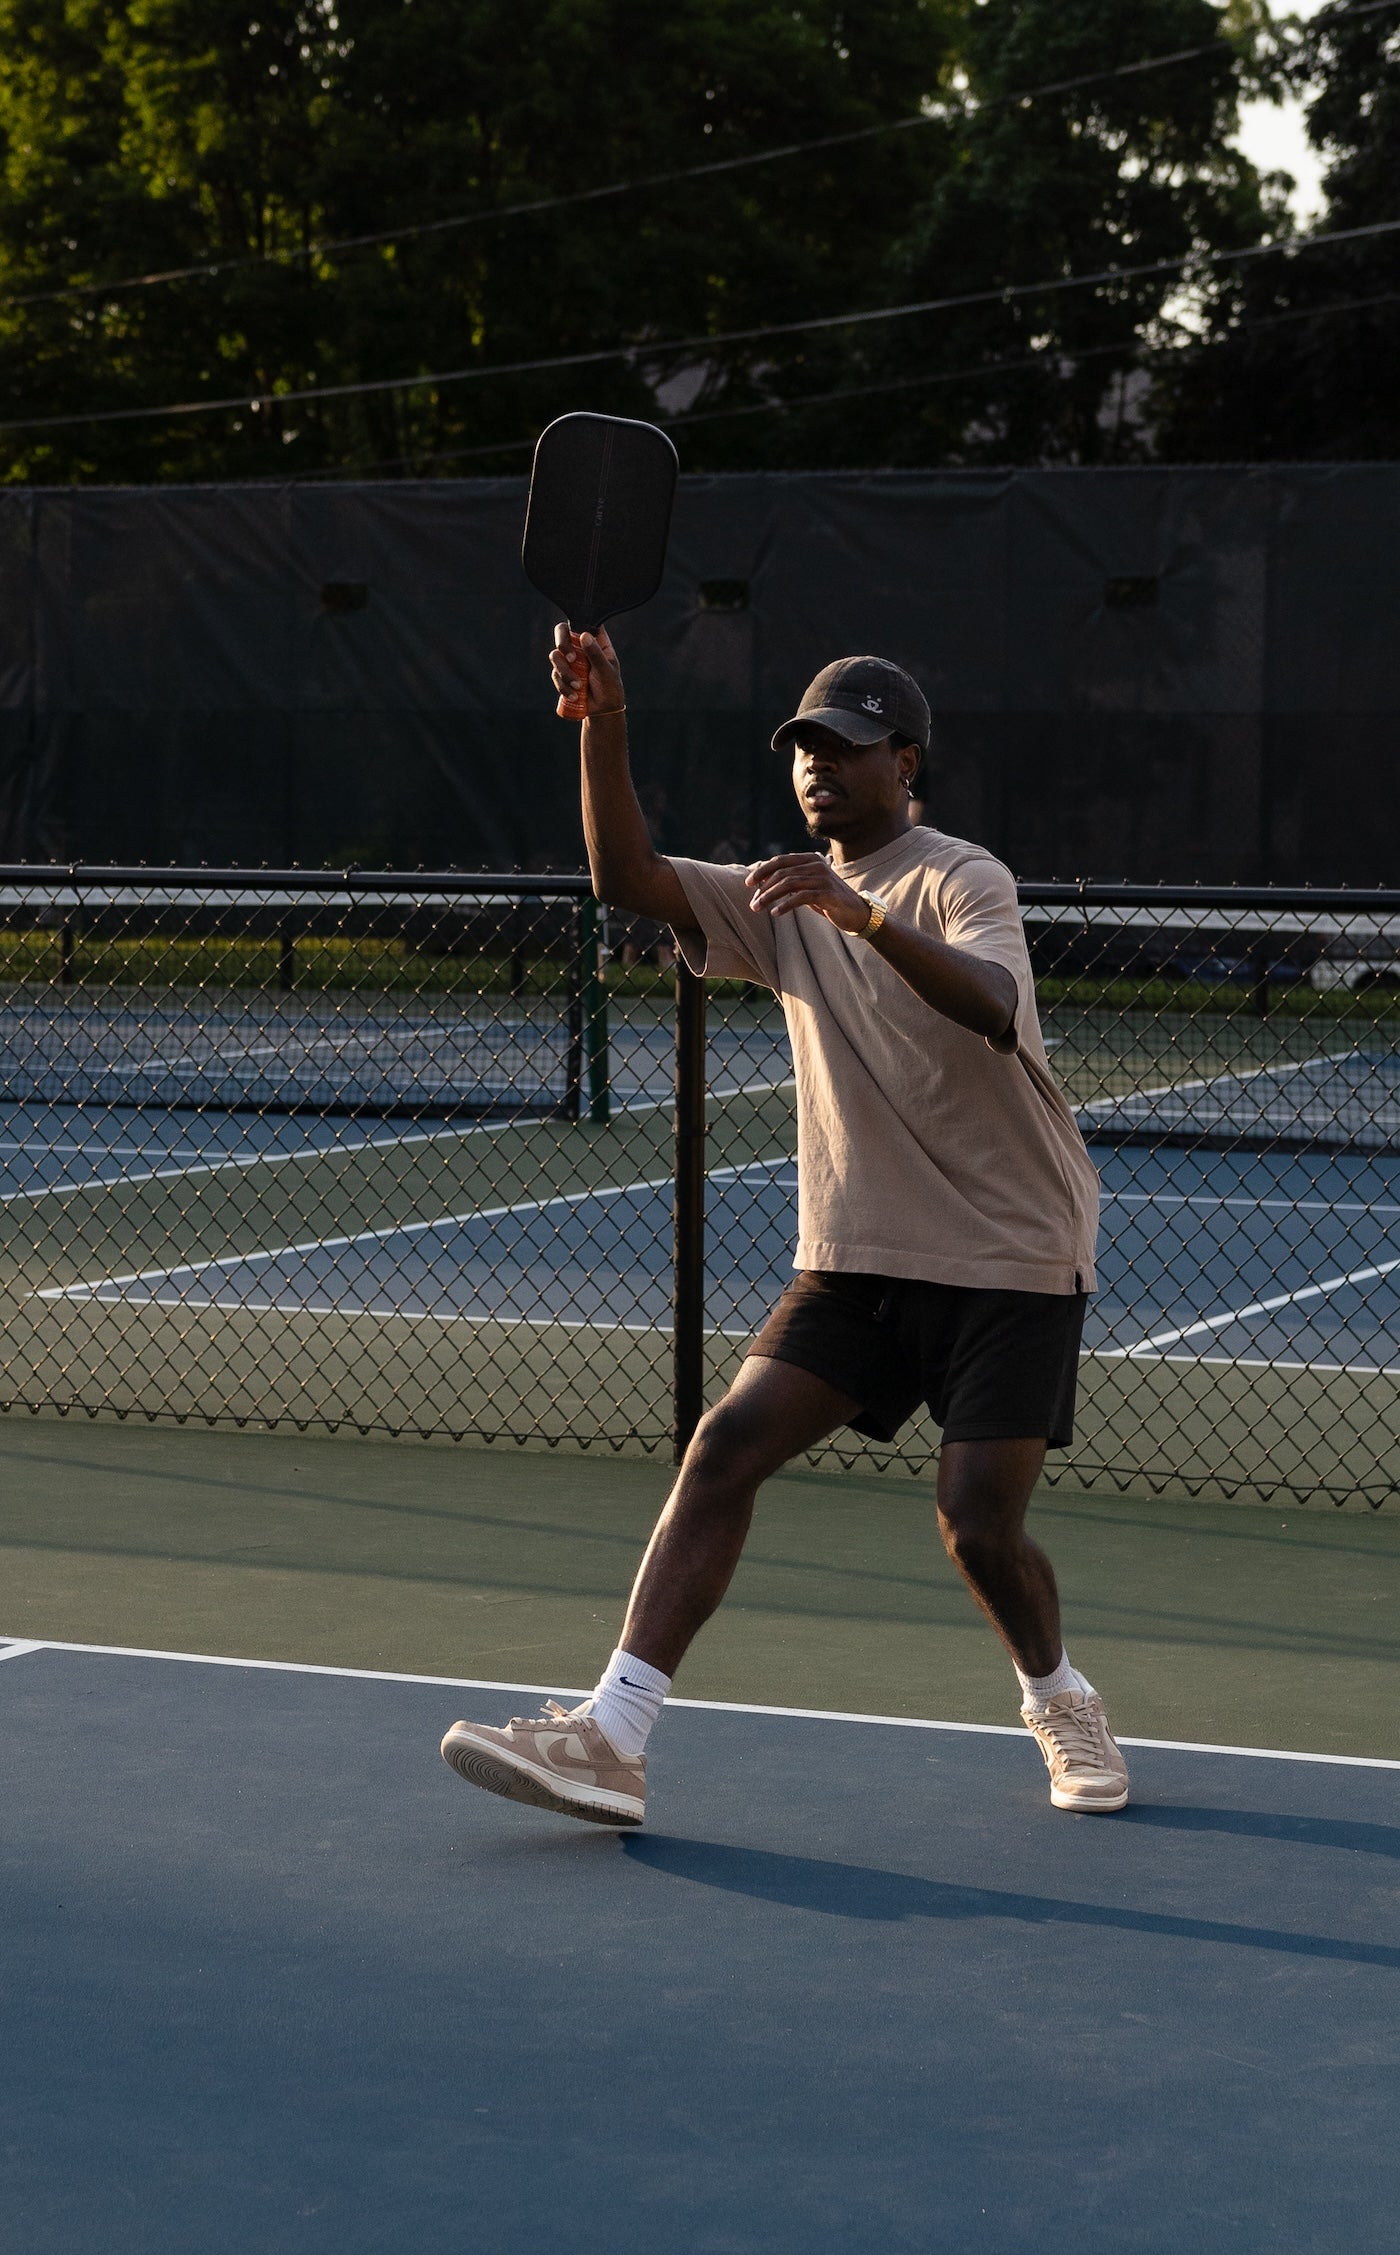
[786,0,1274,471]
[0,0,960,481]
[1153,0,1400,460]
[0,0,1283,480]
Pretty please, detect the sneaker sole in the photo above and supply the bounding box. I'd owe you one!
[440,1731,644,1827]
[1049,1782,1130,1813]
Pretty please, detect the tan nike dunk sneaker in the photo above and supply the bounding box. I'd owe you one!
[1021,1687,1130,1813]
[441,1700,645,1826]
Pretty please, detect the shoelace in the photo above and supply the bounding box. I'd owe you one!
[1031,1698,1106,1771]
[506,1699,586,1729]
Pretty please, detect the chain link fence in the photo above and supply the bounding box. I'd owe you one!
[0,870,1395,1505]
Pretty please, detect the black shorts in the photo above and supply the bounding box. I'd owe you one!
[750,1271,1087,1448]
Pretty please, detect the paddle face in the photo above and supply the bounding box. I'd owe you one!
[522,412,678,636]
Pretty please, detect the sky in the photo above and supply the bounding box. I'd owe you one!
[1233,0,1329,223]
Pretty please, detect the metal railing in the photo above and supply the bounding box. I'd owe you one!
[0,870,1396,1505]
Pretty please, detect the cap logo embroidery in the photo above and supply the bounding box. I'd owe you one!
[860,694,883,712]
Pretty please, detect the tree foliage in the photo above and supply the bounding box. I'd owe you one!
[1153,1,1400,461]
[787,0,1272,468]
[0,0,1286,481]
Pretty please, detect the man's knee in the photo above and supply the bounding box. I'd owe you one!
[683,1396,783,1491]
[937,1474,1029,1573]
[937,1505,1014,1582]
[938,1439,1042,1556]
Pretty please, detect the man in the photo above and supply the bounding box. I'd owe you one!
[442,629,1126,1826]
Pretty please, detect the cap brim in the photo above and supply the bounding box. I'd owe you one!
[771,706,896,753]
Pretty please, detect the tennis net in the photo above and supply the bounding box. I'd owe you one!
[0,874,608,1119]
[1022,888,1400,1157]
[1078,1051,1400,1152]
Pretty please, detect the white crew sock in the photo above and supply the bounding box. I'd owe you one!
[586,1648,670,1758]
[1016,1649,1093,1706]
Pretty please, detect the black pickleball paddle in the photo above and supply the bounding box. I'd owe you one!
[522,411,679,719]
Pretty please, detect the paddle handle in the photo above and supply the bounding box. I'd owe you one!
[555,620,590,722]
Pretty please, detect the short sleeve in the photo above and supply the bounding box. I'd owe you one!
[936,854,1031,1055]
[667,857,781,992]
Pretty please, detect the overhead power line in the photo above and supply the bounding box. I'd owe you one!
[3,211,1398,440]
[288,287,1400,480]
[6,0,1397,315]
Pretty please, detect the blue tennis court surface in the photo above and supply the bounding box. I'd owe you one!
[43,1145,1400,1372]
[0,1100,424,1200]
[1091,1147,1400,1371]
[0,1023,790,1201]
[2,1642,1396,2254]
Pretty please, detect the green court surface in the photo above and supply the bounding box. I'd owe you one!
[2,1413,1396,1760]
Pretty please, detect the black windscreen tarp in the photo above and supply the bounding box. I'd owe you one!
[0,465,1395,879]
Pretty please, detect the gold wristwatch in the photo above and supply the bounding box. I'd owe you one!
[857,891,889,941]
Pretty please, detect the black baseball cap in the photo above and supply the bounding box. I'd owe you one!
[771,656,931,755]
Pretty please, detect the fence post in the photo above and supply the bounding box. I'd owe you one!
[579,894,610,1124]
[565,900,585,1120]
[1249,937,1271,1019]
[673,956,707,1463]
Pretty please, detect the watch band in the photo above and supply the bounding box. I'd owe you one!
[858,891,889,941]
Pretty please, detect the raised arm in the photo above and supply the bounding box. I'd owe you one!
[551,626,694,929]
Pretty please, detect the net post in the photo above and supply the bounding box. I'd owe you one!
[565,898,585,1120]
[673,956,707,1464]
[579,892,610,1124]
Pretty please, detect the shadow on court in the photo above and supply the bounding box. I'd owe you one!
[1116,1799,1400,1859]
[622,1830,1400,1964]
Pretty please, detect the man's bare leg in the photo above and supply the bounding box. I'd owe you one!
[935,1437,1061,1678]
[440,1356,855,1820]
[442,1395,1127,1820]
[620,1355,861,1677]
[623,1415,1063,1686]
[936,1436,1128,1810]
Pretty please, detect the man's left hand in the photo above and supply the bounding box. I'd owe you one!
[745,854,870,933]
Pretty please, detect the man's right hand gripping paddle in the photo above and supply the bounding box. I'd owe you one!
[551,622,625,724]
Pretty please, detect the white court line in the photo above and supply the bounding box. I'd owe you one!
[0,1072,795,1205]
[80,1285,758,1334]
[1095,1183,1400,1368]
[1108,1350,1400,1376]
[0,1639,43,1663]
[35,1177,681,1296]
[1106,1251,1400,1358]
[1,1116,515,1205]
[35,1060,1367,1216]
[87,1294,762,1338]
[35,1155,797,1302]
[0,1138,179,1155]
[1077,1049,1357,1118]
[1103,1191,1400,1219]
[6,1637,1398,1770]
[108,1299,1400,1360]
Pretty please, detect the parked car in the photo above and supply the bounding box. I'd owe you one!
[1309,936,1400,992]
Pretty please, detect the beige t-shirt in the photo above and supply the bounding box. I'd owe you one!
[670,825,1099,1295]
